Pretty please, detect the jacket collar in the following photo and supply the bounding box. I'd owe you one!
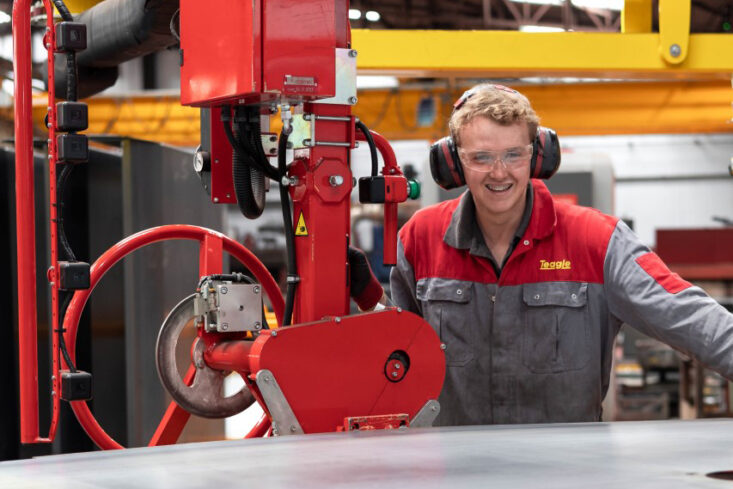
[443,179,556,253]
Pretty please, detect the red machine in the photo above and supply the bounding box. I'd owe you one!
[13,0,444,448]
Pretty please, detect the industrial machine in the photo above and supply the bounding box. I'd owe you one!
[12,0,443,449]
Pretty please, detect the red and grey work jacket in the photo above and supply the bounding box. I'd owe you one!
[390,180,733,426]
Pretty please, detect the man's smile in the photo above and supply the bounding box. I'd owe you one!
[485,183,513,193]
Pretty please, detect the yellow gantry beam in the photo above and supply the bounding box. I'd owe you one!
[351,29,733,79]
[24,80,732,146]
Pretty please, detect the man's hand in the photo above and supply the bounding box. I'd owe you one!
[348,247,385,311]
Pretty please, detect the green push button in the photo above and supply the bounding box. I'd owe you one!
[407,180,420,200]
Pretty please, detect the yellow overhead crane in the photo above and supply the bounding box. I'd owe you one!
[24,0,733,145]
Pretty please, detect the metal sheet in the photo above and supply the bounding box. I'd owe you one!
[2,420,733,488]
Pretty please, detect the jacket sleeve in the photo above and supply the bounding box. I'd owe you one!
[604,220,733,379]
[389,237,422,316]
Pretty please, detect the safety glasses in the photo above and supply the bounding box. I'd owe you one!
[458,144,533,172]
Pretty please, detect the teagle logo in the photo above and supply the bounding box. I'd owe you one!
[540,259,571,270]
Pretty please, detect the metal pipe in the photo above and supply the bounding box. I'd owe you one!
[203,341,254,373]
[355,129,401,175]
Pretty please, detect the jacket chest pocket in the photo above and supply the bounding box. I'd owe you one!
[416,278,475,367]
[521,282,590,373]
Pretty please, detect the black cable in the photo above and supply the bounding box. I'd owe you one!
[169,8,180,42]
[57,292,77,373]
[221,106,279,181]
[52,0,74,21]
[65,51,77,102]
[56,163,76,262]
[278,130,297,327]
[355,120,378,177]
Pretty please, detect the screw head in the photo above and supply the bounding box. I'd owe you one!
[349,49,358,57]
[254,322,262,330]
[253,285,260,293]
[221,287,228,294]
[329,175,344,187]
[392,371,399,377]
[221,323,229,331]
[271,330,278,337]
[348,96,358,105]
[440,343,447,351]
[290,425,297,432]
[334,316,341,323]
[669,43,681,57]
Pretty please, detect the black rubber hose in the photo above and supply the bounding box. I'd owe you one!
[66,52,77,102]
[57,163,76,262]
[52,0,74,21]
[232,118,266,219]
[278,131,297,327]
[221,106,279,180]
[356,120,378,177]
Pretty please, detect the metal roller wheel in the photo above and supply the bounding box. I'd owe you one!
[156,294,254,418]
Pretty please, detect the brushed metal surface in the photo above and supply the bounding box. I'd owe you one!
[1,420,732,488]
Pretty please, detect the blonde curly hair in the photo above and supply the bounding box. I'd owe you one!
[449,84,540,146]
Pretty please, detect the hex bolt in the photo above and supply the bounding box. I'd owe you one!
[290,425,297,433]
[253,286,260,294]
[271,330,278,337]
[395,363,401,369]
[221,287,228,294]
[669,44,681,57]
[263,376,271,383]
[349,49,358,57]
[440,343,447,351]
[431,405,438,412]
[329,175,344,187]
[392,371,399,378]
[254,322,262,330]
[334,317,341,323]
[221,323,229,331]
[348,96,358,105]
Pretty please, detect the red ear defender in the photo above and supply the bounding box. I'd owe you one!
[429,136,465,189]
[530,127,561,180]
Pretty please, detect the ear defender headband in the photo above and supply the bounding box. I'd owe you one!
[429,85,561,190]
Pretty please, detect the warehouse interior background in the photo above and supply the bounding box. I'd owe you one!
[0,0,732,462]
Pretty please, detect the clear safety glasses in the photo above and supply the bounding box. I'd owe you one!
[458,144,533,172]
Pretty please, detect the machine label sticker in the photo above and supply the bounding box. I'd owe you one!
[539,259,571,270]
[295,212,308,236]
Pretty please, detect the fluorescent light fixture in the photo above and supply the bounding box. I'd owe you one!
[365,10,380,22]
[510,0,562,5]
[348,9,361,20]
[356,75,398,89]
[519,25,566,32]
[571,0,624,10]
[0,11,10,23]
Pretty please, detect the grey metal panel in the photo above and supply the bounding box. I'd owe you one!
[1,420,733,488]
[119,139,226,446]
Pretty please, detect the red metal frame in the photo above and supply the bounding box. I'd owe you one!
[60,225,284,449]
[14,0,61,444]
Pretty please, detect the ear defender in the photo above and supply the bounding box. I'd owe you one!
[429,127,562,190]
[429,136,465,189]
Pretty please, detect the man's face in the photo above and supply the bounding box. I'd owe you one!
[457,116,532,220]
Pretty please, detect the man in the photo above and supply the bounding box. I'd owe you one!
[356,83,733,426]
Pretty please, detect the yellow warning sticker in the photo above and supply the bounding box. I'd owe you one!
[295,212,308,236]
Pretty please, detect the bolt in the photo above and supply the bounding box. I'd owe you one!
[290,425,297,432]
[431,405,438,412]
[397,307,402,313]
[253,285,260,294]
[303,114,312,121]
[221,287,228,294]
[263,376,271,383]
[329,175,344,187]
[348,96,358,105]
[226,193,230,198]
[221,323,229,331]
[271,330,278,337]
[281,175,291,187]
[440,343,447,351]
[669,44,681,57]
[215,159,219,164]
[395,363,401,369]
[354,142,360,148]
[392,371,398,377]
[334,317,341,323]
[254,322,262,330]
[349,49,358,57]
[214,197,219,203]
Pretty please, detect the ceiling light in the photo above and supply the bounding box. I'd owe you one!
[365,10,380,22]
[348,9,361,20]
[571,0,624,10]
[356,76,398,89]
[0,11,10,23]
[519,25,566,32]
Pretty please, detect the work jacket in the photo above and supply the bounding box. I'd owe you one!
[390,180,733,426]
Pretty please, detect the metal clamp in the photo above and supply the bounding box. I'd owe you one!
[410,399,440,428]
[255,369,304,436]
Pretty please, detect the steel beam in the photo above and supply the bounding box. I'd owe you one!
[351,29,733,79]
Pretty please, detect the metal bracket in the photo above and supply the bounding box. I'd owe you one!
[658,0,690,65]
[410,399,440,428]
[255,369,304,436]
